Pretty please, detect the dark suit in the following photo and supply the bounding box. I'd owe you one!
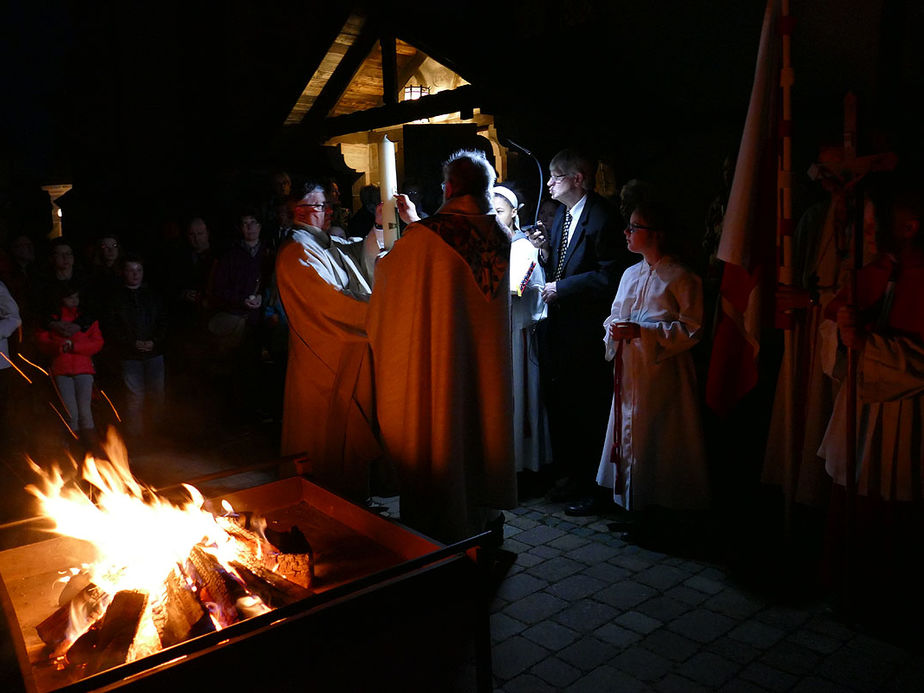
[537,192,630,491]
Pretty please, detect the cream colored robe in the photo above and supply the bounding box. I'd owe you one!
[367,197,517,543]
[276,227,382,501]
[595,257,710,511]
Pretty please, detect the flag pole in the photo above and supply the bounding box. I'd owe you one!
[843,92,860,622]
[778,0,796,538]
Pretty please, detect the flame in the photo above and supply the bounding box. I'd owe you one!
[26,428,260,656]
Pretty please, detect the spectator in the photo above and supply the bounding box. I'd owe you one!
[0,280,22,457]
[207,209,274,417]
[103,254,167,440]
[347,185,380,238]
[35,284,104,452]
[525,148,629,515]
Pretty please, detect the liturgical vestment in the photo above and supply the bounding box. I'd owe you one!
[367,195,517,543]
[276,226,382,501]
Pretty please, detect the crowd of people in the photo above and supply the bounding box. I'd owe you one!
[2,146,923,631]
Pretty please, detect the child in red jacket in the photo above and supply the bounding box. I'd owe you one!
[35,284,104,443]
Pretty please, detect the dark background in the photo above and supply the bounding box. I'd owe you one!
[1,0,922,253]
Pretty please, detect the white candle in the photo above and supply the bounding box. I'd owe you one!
[380,135,399,250]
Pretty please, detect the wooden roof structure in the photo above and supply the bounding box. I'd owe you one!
[281,12,475,140]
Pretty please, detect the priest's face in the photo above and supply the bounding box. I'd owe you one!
[294,189,331,231]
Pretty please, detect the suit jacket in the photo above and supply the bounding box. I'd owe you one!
[541,192,628,355]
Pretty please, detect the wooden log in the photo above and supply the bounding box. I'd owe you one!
[68,589,148,676]
[229,561,311,607]
[216,516,314,590]
[152,566,213,648]
[37,582,107,650]
[272,553,313,590]
[187,546,243,628]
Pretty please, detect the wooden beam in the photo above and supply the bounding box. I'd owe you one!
[396,51,428,93]
[304,26,380,126]
[381,35,397,106]
[322,85,480,138]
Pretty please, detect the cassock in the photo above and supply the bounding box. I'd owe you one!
[276,226,382,501]
[367,195,517,543]
[595,257,710,510]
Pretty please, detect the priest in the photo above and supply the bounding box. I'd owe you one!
[367,150,517,543]
[276,180,383,502]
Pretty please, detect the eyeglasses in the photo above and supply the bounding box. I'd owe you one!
[626,222,659,234]
[296,203,331,210]
[549,173,572,182]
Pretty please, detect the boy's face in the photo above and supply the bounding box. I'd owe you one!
[62,293,79,309]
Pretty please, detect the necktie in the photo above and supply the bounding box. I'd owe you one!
[554,211,573,280]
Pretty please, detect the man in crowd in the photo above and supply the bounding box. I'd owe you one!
[527,148,628,515]
[103,254,167,440]
[367,150,517,543]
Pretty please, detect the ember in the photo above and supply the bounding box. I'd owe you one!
[24,429,313,677]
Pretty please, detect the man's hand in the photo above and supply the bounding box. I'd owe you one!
[836,305,867,350]
[541,281,559,304]
[244,294,262,310]
[135,340,154,353]
[526,222,550,258]
[395,194,421,224]
[610,322,641,342]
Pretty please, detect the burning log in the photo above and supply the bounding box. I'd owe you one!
[216,515,314,589]
[152,566,214,648]
[36,582,107,650]
[229,561,311,607]
[187,545,247,627]
[68,589,148,676]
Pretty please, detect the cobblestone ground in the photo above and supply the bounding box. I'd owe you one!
[485,498,924,692]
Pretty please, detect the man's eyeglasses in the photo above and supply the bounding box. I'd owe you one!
[626,222,658,234]
[296,203,331,210]
[549,173,572,182]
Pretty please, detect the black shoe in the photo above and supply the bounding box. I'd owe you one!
[565,496,602,517]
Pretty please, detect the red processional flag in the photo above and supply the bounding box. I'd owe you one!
[705,0,782,416]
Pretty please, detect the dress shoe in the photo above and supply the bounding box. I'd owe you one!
[565,496,602,517]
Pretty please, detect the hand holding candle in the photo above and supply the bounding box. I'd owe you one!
[610,321,640,342]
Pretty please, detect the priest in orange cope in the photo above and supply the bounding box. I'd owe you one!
[368,150,517,543]
[276,180,383,502]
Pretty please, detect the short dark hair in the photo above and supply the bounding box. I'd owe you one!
[443,150,495,198]
[121,251,145,268]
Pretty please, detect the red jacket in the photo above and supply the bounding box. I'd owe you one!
[35,306,104,376]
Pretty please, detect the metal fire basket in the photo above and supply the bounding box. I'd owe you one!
[0,473,494,692]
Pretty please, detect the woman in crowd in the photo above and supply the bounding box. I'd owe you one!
[35,283,104,451]
[595,193,710,529]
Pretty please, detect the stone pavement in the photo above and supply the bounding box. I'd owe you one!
[484,498,924,692]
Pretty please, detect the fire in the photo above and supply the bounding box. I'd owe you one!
[23,428,304,670]
[27,430,222,599]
